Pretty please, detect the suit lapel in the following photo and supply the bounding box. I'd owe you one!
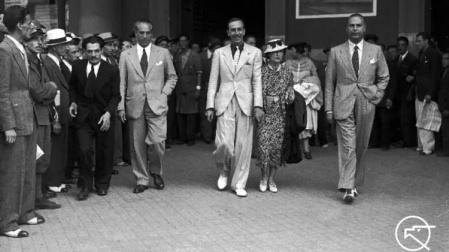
[146,45,160,76]
[340,42,356,78]
[92,61,107,95]
[128,47,145,79]
[5,38,28,82]
[222,45,234,75]
[235,44,251,74]
[358,41,372,76]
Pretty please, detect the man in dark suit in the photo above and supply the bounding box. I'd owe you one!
[436,52,449,157]
[415,32,442,155]
[25,24,61,209]
[42,28,73,193]
[69,36,121,200]
[0,5,44,238]
[396,36,419,148]
[199,37,221,144]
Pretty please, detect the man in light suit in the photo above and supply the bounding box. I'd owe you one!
[325,13,389,203]
[205,18,264,197]
[118,20,177,193]
[0,5,44,238]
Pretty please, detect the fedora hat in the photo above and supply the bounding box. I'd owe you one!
[264,39,288,54]
[46,28,72,46]
[98,32,118,44]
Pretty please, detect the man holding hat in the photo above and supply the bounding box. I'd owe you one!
[24,22,61,209]
[42,28,73,194]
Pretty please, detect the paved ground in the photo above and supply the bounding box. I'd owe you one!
[0,142,448,252]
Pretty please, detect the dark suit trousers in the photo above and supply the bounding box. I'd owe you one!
[0,130,37,233]
[316,107,328,145]
[199,95,215,142]
[373,107,395,148]
[436,116,449,155]
[44,124,68,187]
[66,124,79,177]
[399,100,417,147]
[177,113,197,142]
[167,94,178,141]
[77,118,115,190]
[36,125,52,199]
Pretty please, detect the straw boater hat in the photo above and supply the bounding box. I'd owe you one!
[46,28,72,46]
[264,39,288,54]
[98,32,118,44]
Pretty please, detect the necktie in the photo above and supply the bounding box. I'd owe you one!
[36,57,43,79]
[141,49,148,76]
[234,46,240,66]
[84,65,96,98]
[398,56,403,68]
[352,45,359,78]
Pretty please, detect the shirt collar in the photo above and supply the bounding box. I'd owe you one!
[232,43,244,52]
[137,43,152,53]
[47,53,61,67]
[6,35,25,54]
[348,39,364,52]
[207,49,212,59]
[267,63,282,72]
[101,55,107,61]
[401,51,409,60]
[87,61,101,71]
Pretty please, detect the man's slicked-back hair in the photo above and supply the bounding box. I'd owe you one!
[397,36,409,45]
[417,32,430,41]
[3,5,29,33]
[82,36,105,49]
[133,19,153,32]
[227,17,245,30]
[348,13,365,24]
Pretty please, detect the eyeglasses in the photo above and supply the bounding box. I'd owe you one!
[268,40,282,48]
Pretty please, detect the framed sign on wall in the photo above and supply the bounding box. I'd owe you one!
[296,0,377,19]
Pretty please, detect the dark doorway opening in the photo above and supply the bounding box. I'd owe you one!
[181,0,265,48]
[430,0,449,52]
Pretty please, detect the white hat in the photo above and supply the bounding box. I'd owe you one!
[46,28,72,46]
[264,39,288,54]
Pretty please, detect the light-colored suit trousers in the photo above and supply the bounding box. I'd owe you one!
[336,88,376,189]
[129,98,166,186]
[415,99,435,154]
[214,95,253,190]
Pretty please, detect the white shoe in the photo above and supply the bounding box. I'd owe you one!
[235,188,247,197]
[268,182,278,193]
[217,173,228,190]
[259,179,268,192]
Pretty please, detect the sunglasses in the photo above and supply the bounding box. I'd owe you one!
[268,40,283,48]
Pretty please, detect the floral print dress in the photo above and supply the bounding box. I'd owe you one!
[257,64,293,171]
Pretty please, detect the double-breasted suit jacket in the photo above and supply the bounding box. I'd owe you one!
[206,43,263,116]
[117,44,177,118]
[325,40,389,190]
[0,36,37,233]
[174,49,202,114]
[416,47,441,102]
[325,41,390,118]
[397,52,419,102]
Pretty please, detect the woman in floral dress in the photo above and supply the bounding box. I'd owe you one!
[257,39,294,193]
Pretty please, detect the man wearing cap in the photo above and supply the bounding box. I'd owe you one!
[205,18,264,197]
[117,20,177,193]
[69,36,121,200]
[0,5,44,238]
[42,28,73,194]
[98,32,119,66]
[25,22,61,209]
[325,14,389,203]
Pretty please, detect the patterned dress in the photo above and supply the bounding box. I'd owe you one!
[257,64,293,171]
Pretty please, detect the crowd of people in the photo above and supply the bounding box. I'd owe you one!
[0,5,448,239]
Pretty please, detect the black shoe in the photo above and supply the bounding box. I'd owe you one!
[204,140,212,144]
[166,143,172,150]
[172,140,185,145]
[380,146,389,151]
[419,151,434,156]
[133,184,149,194]
[304,152,312,160]
[152,174,165,190]
[97,188,108,196]
[187,141,195,146]
[112,169,119,175]
[78,188,90,201]
[35,198,61,210]
[43,190,57,199]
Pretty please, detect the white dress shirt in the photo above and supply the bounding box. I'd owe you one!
[63,59,72,72]
[348,39,364,67]
[86,61,101,77]
[136,43,151,63]
[400,51,409,61]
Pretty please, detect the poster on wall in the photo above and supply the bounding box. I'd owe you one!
[296,0,377,19]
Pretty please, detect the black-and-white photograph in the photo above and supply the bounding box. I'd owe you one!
[0,0,448,251]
